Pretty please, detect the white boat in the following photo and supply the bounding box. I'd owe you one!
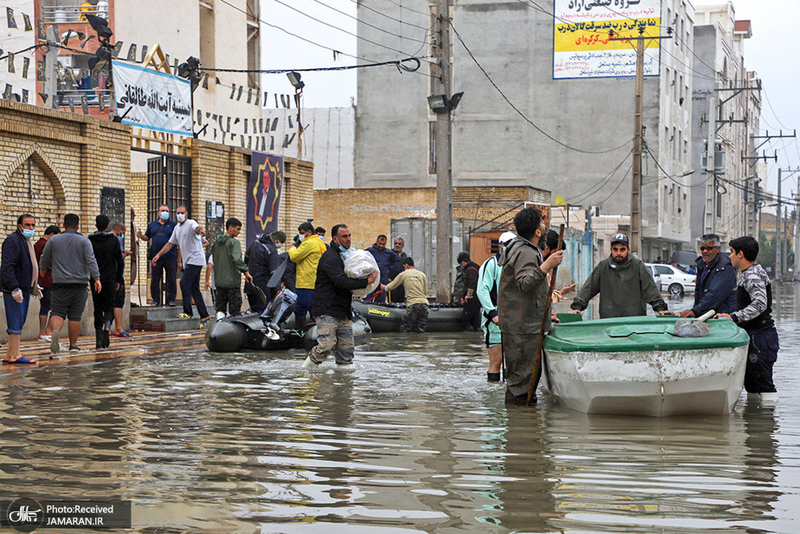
[541,316,750,417]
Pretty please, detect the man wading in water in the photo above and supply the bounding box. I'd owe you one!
[497,207,563,405]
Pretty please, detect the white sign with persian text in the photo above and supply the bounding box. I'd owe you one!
[112,60,192,136]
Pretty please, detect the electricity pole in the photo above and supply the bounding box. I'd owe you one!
[609,29,671,256]
[434,0,453,303]
[777,167,783,281]
[704,96,717,235]
[44,26,59,109]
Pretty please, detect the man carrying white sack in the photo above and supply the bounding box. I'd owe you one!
[304,224,378,366]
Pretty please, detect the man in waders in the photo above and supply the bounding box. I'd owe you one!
[497,207,563,405]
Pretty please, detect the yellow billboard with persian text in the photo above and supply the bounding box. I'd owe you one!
[553,0,662,79]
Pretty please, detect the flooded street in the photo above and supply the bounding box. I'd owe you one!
[1,291,800,533]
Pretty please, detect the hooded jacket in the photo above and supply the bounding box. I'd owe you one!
[289,234,327,289]
[210,234,249,288]
[691,252,737,316]
[497,237,551,335]
[88,231,124,284]
[246,233,280,288]
[571,254,667,318]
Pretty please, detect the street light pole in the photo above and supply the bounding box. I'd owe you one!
[434,0,453,303]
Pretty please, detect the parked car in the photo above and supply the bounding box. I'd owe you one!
[644,264,662,291]
[646,263,696,297]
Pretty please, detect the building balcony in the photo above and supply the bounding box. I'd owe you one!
[42,0,108,24]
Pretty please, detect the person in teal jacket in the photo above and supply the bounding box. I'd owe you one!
[477,231,517,382]
[209,218,252,317]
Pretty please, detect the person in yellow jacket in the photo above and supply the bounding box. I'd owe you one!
[288,221,327,330]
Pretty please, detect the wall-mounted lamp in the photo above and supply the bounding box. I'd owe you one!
[427,91,464,114]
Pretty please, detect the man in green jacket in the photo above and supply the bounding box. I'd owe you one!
[209,218,253,318]
[497,207,563,405]
[570,233,670,319]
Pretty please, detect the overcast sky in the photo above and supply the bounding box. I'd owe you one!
[260,0,798,197]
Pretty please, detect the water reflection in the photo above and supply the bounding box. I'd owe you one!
[0,294,798,532]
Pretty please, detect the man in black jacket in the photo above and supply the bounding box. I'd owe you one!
[458,251,481,332]
[304,224,378,366]
[89,215,124,348]
[246,231,281,312]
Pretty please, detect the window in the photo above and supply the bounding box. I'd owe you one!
[199,2,215,77]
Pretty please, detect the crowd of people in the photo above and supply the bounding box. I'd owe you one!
[487,206,778,405]
[0,207,781,408]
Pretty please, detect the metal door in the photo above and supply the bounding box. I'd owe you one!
[147,155,192,221]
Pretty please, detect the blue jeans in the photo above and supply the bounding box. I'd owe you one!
[4,292,30,335]
[180,264,209,318]
[295,288,314,321]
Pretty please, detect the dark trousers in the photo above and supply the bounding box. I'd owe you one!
[151,256,177,305]
[180,264,209,318]
[91,280,116,329]
[744,325,779,393]
[295,288,314,320]
[216,287,243,316]
[462,295,482,331]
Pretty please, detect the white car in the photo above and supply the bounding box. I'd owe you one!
[646,263,696,297]
[644,264,662,291]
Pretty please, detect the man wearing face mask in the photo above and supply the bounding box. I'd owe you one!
[137,204,177,307]
[304,224,378,366]
[152,206,211,328]
[289,221,327,331]
[1,214,39,364]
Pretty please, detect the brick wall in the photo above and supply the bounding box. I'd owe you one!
[314,186,550,250]
[0,99,314,338]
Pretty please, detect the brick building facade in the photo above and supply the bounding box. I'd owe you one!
[0,99,312,341]
[313,186,550,250]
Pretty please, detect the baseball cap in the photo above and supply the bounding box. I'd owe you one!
[611,233,629,246]
[498,231,516,244]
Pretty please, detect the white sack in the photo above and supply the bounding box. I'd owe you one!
[344,249,380,297]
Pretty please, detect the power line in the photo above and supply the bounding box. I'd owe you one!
[567,148,633,204]
[217,0,377,64]
[383,0,430,18]
[269,0,425,59]
[200,56,424,74]
[309,0,428,44]
[344,0,430,31]
[449,20,632,155]
[596,161,634,205]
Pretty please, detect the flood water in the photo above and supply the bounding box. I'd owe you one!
[2,290,800,533]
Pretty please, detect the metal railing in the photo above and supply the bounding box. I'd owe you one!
[41,1,108,24]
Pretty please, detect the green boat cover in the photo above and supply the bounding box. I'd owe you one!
[544,315,750,353]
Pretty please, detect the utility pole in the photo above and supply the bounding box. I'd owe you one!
[704,96,717,235]
[44,26,59,109]
[434,0,453,303]
[795,177,800,281]
[777,167,782,281]
[777,167,800,281]
[609,28,671,256]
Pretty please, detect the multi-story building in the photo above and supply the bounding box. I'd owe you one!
[355,0,695,261]
[18,0,263,153]
[690,2,759,245]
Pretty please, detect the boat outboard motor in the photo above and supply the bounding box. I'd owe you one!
[260,289,297,340]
